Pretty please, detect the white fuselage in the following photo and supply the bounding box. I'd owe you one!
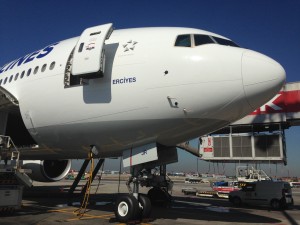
[0,27,285,159]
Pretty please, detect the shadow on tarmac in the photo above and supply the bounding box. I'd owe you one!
[5,186,284,224]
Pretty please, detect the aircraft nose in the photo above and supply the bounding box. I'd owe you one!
[242,50,286,110]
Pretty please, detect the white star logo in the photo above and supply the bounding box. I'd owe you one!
[123,40,138,52]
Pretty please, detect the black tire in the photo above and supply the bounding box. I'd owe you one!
[138,194,152,218]
[232,197,242,206]
[270,199,281,210]
[114,194,139,223]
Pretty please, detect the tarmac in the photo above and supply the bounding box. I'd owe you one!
[0,177,299,225]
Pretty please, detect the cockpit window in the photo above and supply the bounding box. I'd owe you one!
[194,35,215,46]
[175,34,240,48]
[211,36,239,47]
[175,35,191,47]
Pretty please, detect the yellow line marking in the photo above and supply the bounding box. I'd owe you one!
[66,213,114,221]
[49,208,153,224]
[48,209,75,214]
[49,208,114,221]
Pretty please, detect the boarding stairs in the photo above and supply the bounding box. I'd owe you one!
[0,135,32,188]
[0,135,32,212]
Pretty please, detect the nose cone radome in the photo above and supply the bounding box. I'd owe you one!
[242,50,286,110]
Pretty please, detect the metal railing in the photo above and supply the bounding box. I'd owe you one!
[0,135,20,169]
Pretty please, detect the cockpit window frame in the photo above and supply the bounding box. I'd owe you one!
[210,36,240,47]
[174,33,240,48]
[174,34,192,47]
[194,34,216,46]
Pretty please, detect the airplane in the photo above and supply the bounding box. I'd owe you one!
[0,23,285,222]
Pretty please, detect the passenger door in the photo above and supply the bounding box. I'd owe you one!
[72,23,113,77]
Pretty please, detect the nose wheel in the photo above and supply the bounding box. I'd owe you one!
[114,164,171,222]
[114,194,152,222]
[138,194,152,218]
[115,195,139,222]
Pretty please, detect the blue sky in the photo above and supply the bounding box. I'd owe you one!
[1,0,300,176]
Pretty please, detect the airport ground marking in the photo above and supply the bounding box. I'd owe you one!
[48,207,115,221]
[66,213,114,221]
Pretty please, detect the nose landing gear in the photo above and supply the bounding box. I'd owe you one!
[115,194,140,223]
[114,193,152,222]
[114,165,172,222]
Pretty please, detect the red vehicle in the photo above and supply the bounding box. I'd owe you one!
[212,181,241,194]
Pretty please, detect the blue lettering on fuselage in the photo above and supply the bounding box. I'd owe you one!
[23,50,40,64]
[0,42,59,75]
[112,77,136,85]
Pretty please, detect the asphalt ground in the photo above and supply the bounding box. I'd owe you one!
[0,178,299,225]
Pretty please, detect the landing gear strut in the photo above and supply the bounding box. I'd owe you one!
[114,166,152,222]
